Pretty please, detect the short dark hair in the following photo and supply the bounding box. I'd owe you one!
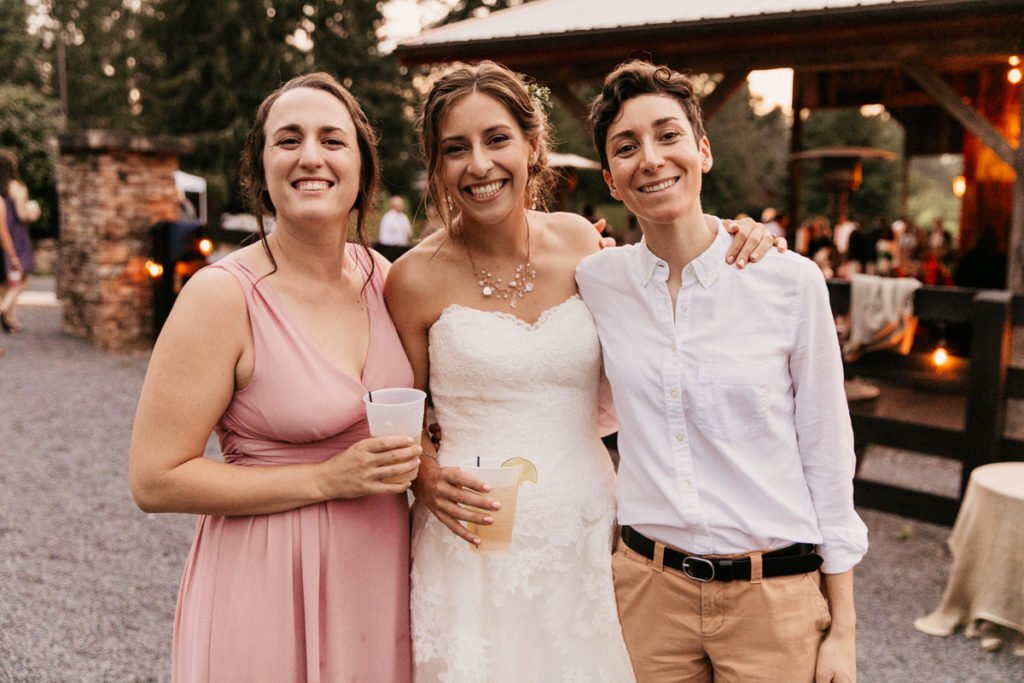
[590,60,706,171]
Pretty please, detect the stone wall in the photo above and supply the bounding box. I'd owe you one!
[56,130,191,352]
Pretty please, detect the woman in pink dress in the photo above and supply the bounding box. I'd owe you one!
[129,73,422,682]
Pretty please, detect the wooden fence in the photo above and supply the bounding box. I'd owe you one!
[828,281,1022,526]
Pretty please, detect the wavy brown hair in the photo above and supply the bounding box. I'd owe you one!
[0,150,20,199]
[590,60,706,171]
[239,72,380,280]
[418,61,556,234]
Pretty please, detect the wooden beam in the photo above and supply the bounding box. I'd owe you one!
[700,71,748,122]
[901,60,1017,166]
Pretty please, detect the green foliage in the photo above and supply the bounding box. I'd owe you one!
[0,84,63,233]
[307,0,418,195]
[702,84,789,218]
[136,0,417,215]
[799,108,904,223]
[907,155,961,234]
[41,0,147,130]
[0,0,43,86]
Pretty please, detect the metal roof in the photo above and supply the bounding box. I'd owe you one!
[397,0,973,49]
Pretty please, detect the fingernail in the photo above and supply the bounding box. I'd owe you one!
[483,516,493,524]
[727,256,735,264]
[750,253,758,261]
[482,484,492,492]
[737,258,745,267]
[491,501,501,510]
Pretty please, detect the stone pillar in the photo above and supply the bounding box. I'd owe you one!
[56,130,192,352]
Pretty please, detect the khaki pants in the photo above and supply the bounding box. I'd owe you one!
[612,540,831,682]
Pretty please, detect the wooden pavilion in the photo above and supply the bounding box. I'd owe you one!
[395,0,1024,288]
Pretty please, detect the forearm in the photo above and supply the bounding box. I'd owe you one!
[130,454,327,517]
[823,570,856,634]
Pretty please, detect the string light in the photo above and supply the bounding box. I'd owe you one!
[952,175,966,198]
[1010,68,1022,85]
[145,260,164,278]
[932,344,949,369]
[198,238,213,256]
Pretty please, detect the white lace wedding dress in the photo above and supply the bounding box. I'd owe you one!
[411,296,636,683]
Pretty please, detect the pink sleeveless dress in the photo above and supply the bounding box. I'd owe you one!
[172,245,413,683]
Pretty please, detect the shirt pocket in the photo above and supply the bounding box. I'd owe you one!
[696,363,769,440]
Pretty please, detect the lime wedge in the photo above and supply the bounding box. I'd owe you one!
[501,457,538,484]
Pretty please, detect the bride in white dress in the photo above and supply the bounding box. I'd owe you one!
[386,61,776,682]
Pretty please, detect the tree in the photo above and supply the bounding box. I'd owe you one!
[0,0,43,86]
[702,83,789,219]
[137,0,309,215]
[799,108,904,223]
[306,0,418,196]
[40,0,147,131]
[0,84,64,235]
[137,0,417,215]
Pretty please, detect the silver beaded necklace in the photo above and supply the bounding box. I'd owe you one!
[463,217,537,309]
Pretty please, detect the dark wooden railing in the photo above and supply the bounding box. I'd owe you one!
[828,281,1020,526]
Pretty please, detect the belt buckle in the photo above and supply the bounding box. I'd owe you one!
[681,555,715,582]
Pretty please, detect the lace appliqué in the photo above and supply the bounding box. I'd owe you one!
[412,297,636,682]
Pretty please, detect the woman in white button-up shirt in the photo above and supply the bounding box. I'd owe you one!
[578,60,867,683]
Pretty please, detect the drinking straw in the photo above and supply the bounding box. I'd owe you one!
[477,456,480,467]
[368,391,373,402]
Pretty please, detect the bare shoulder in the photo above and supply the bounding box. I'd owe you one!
[533,210,600,258]
[385,233,457,319]
[172,263,247,327]
[8,180,27,201]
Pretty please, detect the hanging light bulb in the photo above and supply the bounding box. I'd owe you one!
[932,343,949,368]
[1009,68,1022,85]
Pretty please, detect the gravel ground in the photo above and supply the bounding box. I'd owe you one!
[1,289,1023,682]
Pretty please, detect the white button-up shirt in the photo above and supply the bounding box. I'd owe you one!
[378,209,411,246]
[576,217,868,573]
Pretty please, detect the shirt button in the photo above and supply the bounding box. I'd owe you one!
[684,266,693,275]
[671,343,677,353]
[670,390,679,399]
[680,304,688,312]
[682,479,693,489]
[675,434,685,443]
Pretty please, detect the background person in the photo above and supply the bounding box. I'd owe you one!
[378,194,412,246]
[0,150,41,333]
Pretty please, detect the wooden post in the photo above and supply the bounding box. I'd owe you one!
[788,72,804,244]
[1010,89,1024,291]
[962,290,1012,496]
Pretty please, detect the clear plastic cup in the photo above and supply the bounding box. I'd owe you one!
[363,388,426,484]
[459,458,522,553]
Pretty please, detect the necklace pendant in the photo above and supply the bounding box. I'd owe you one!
[509,296,518,309]
[524,282,534,292]
[482,286,494,297]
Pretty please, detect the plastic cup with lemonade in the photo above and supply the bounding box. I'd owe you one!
[459,457,537,552]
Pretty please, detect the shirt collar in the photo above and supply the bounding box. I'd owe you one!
[635,215,729,289]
